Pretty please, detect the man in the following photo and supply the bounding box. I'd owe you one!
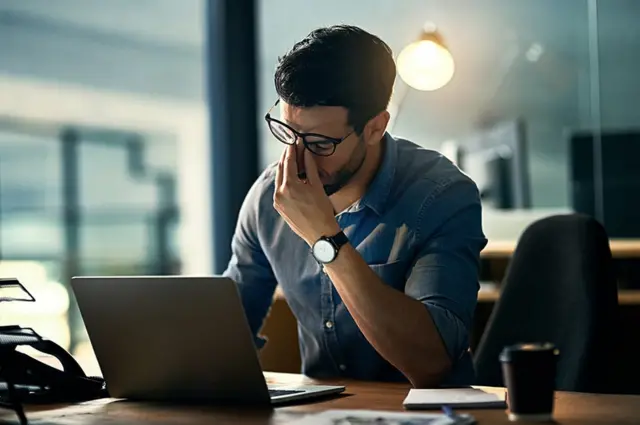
[223,25,487,388]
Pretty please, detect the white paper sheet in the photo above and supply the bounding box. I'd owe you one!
[287,409,475,424]
[403,387,507,410]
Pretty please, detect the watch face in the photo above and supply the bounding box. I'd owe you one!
[312,239,335,263]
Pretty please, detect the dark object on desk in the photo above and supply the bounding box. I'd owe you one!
[0,278,36,303]
[0,328,107,403]
[501,342,558,422]
[570,130,640,237]
[474,214,618,393]
[0,279,107,425]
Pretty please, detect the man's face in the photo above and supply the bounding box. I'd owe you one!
[279,101,367,196]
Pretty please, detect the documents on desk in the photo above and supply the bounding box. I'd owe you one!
[403,387,507,410]
[289,409,475,424]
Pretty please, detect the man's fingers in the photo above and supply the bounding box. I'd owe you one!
[296,142,306,181]
[304,148,321,186]
[283,144,298,183]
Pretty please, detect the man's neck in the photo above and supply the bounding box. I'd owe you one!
[330,139,384,214]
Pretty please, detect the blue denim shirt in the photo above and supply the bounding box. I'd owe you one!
[223,133,487,386]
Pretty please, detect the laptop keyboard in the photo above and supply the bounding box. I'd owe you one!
[269,389,306,398]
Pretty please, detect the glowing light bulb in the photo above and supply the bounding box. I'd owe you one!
[397,38,455,91]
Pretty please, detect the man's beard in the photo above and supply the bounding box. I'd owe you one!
[322,141,367,196]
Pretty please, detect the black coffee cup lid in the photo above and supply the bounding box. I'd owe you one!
[499,342,559,362]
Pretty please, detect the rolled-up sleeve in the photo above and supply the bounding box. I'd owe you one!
[222,175,278,349]
[404,180,487,362]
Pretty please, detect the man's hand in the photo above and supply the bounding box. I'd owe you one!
[274,145,340,245]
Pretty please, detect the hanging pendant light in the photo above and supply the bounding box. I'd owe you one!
[397,22,455,91]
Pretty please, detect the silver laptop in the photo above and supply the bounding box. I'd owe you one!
[70,275,345,405]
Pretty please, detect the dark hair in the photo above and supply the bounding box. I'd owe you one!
[274,25,396,134]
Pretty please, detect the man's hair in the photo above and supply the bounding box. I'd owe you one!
[274,25,396,134]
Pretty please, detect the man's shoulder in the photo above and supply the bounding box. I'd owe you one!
[390,135,479,209]
[257,161,278,185]
[386,135,486,252]
[239,162,279,222]
[249,162,278,199]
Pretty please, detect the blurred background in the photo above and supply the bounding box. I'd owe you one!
[0,0,639,378]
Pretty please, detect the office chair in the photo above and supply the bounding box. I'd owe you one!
[473,214,618,393]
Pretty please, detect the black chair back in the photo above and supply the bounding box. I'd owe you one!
[474,214,618,393]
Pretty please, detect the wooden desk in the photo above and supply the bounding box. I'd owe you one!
[478,288,640,305]
[482,239,640,259]
[480,239,640,293]
[11,373,640,424]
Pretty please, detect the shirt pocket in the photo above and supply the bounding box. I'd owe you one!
[368,261,409,291]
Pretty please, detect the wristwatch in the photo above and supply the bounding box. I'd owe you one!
[311,231,349,264]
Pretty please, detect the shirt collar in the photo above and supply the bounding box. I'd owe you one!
[358,132,397,216]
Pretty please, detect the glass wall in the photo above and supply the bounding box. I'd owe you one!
[0,120,181,360]
[0,126,67,347]
[257,0,640,241]
[593,0,640,237]
[0,1,205,375]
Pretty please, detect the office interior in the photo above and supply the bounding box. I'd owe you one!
[1,0,640,399]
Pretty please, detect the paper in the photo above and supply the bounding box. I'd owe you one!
[287,409,475,425]
[403,387,507,410]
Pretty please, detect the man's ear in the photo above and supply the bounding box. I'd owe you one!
[362,110,390,146]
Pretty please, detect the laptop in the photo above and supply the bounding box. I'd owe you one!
[70,275,345,405]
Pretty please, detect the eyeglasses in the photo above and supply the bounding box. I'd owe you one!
[264,99,354,157]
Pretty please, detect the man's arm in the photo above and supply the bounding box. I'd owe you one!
[323,243,450,387]
[323,182,486,388]
[223,175,278,348]
[273,145,485,386]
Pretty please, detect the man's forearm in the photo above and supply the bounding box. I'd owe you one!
[323,243,452,387]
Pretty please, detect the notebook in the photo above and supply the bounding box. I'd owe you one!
[403,387,507,410]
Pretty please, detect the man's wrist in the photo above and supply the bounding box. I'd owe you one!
[306,221,341,246]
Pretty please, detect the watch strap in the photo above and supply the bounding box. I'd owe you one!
[328,231,349,250]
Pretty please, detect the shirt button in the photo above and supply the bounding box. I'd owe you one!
[324,320,334,329]
[339,364,347,371]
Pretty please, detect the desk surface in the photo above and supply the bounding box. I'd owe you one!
[478,288,640,305]
[482,239,640,259]
[13,373,640,425]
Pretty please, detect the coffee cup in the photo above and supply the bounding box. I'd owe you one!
[500,342,559,422]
